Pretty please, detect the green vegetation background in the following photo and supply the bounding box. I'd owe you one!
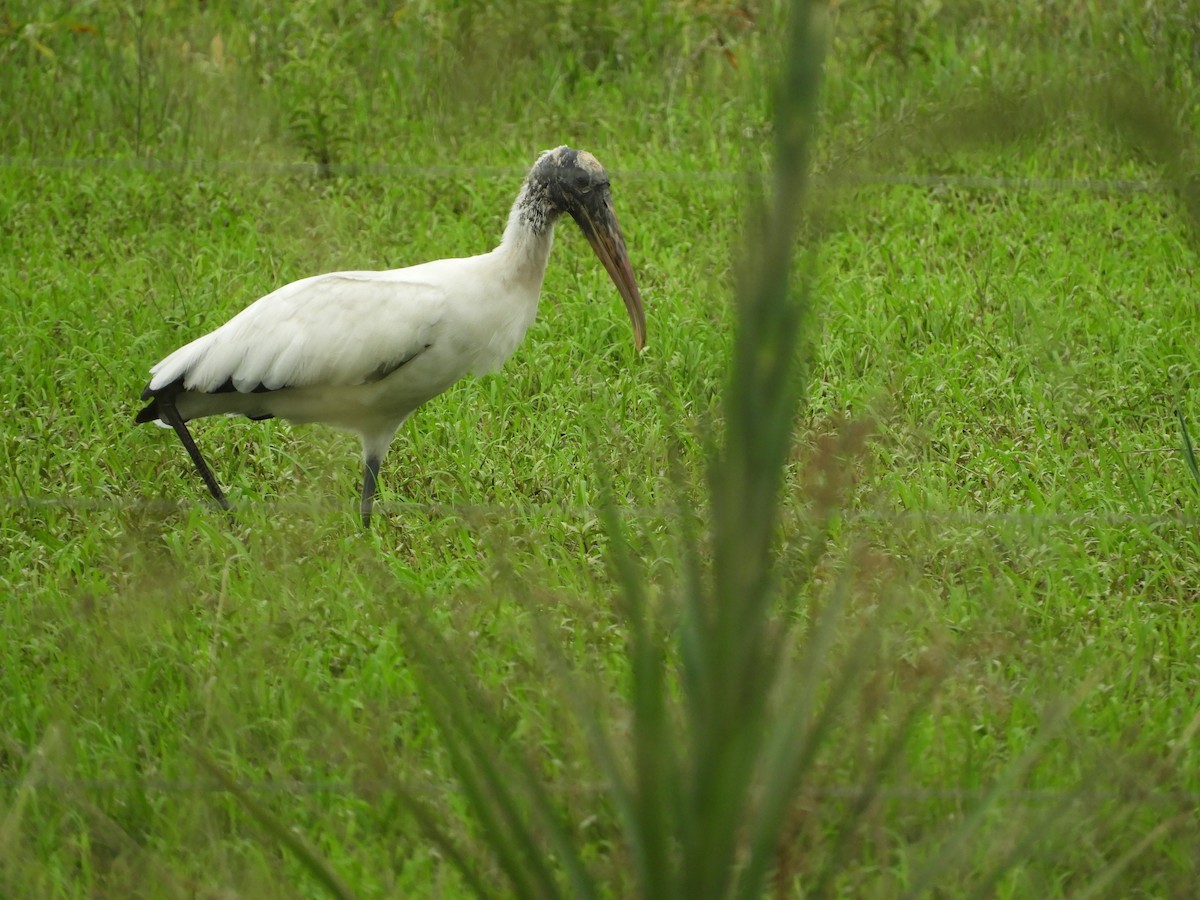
[2,0,1199,896]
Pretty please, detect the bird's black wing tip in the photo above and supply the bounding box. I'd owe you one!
[135,398,159,424]
[136,377,184,424]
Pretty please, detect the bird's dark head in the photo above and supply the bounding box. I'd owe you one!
[530,146,611,212]
[525,146,647,351]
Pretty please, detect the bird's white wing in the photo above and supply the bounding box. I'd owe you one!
[148,271,447,394]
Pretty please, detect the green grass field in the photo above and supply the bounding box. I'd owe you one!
[3,1,1200,896]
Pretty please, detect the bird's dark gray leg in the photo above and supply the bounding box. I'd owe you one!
[361,454,382,528]
[159,400,231,511]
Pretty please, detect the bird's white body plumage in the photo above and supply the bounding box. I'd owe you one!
[147,195,554,458]
[138,146,644,526]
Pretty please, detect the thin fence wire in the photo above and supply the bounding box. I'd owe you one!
[0,775,1194,804]
[0,154,1184,195]
[4,494,1200,527]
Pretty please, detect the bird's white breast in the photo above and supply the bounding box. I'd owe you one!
[425,246,545,377]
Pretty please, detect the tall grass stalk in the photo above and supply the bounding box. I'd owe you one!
[385,21,1200,898]
[392,1,905,896]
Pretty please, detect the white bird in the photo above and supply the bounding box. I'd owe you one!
[136,146,646,527]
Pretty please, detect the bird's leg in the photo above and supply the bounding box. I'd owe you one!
[361,453,382,528]
[159,399,232,511]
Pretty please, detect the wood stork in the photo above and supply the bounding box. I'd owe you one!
[136,146,646,527]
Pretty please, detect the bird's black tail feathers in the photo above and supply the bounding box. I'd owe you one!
[135,396,161,424]
[135,378,183,424]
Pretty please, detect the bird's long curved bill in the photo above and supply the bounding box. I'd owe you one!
[577,197,647,351]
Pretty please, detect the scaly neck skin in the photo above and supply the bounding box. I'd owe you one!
[456,178,565,376]
[492,178,564,290]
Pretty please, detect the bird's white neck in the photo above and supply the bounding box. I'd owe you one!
[493,180,561,288]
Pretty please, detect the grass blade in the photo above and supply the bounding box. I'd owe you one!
[808,682,936,899]
[900,691,1083,899]
[735,568,889,900]
[596,487,678,900]
[405,625,599,900]
[1175,407,1200,489]
[194,752,357,900]
[1071,813,1188,900]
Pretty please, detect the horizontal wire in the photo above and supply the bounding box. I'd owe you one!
[4,494,1200,527]
[0,154,1181,194]
[0,775,1193,804]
